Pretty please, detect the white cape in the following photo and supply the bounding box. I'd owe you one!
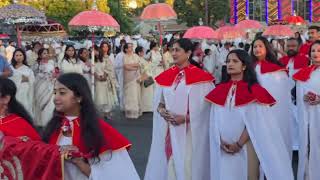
[114,52,124,110]
[144,80,214,180]
[297,68,320,180]
[210,102,294,180]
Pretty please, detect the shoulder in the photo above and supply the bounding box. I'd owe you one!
[293,65,316,82]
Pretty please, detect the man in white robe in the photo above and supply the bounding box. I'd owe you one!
[114,48,125,111]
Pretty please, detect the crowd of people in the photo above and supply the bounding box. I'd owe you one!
[0,25,319,180]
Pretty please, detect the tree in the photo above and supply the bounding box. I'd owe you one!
[108,0,133,34]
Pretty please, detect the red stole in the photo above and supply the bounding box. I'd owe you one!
[0,114,40,141]
[257,60,287,74]
[293,65,318,82]
[279,55,310,70]
[49,117,131,157]
[205,80,276,106]
[299,41,312,56]
[155,64,215,86]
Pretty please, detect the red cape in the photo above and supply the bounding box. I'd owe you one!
[293,65,318,82]
[299,41,312,56]
[155,64,215,86]
[0,136,62,180]
[205,80,276,107]
[0,114,40,141]
[279,55,309,70]
[257,60,287,74]
[49,118,131,157]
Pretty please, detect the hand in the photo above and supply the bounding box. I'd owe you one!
[21,75,29,82]
[227,143,242,154]
[59,145,79,157]
[304,92,320,105]
[170,114,186,126]
[220,139,233,154]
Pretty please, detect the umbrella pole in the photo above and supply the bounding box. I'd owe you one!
[91,32,95,99]
[16,25,21,48]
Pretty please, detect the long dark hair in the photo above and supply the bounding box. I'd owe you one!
[221,49,259,92]
[36,48,48,64]
[100,41,111,56]
[42,73,105,159]
[0,78,34,127]
[174,38,202,68]
[93,45,103,63]
[78,48,89,63]
[11,48,29,67]
[63,45,77,62]
[250,36,283,66]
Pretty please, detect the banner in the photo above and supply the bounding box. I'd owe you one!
[237,0,247,22]
[312,0,320,22]
[279,0,292,20]
[230,0,235,24]
[267,0,279,24]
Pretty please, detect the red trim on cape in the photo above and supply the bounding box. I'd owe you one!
[279,55,309,70]
[299,41,312,56]
[49,118,131,156]
[155,64,215,86]
[257,60,288,74]
[293,65,318,82]
[205,81,276,107]
[0,114,41,141]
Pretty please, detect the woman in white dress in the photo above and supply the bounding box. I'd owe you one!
[123,43,142,119]
[59,45,83,74]
[43,73,140,180]
[294,40,320,180]
[206,49,294,180]
[136,46,153,113]
[78,48,91,86]
[10,48,35,117]
[100,41,115,65]
[93,45,118,118]
[32,48,56,127]
[149,41,164,77]
[163,43,174,70]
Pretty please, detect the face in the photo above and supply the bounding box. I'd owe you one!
[54,81,80,113]
[172,43,191,66]
[138,50,144,57]
[34,44,41,52]
[253,40,267,60]
[286,40,299,57]
[126,44,133,53]
[226,53,245,76]
[295,32,300,39]
[80,49,89,60]
[14,51,24,64]
[308,29,319,41]
[40,50,49,60]
[102,44,109,53]
[310,43,320,66]
[0,94,10,111]
[66,47,75,58]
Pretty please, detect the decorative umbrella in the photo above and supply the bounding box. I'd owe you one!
[262,25,294,39]
[0,4,46,47]
[236,19,262,31]
[183,26,219,40]
[68,5,120,97]
[0,34,9,40]
[284,12,306,26]
[140,3,177,46]
[216,25,245,41]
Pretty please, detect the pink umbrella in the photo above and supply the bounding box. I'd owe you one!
[262,25,294,38]
[284,15,306,26]
[183,26,219,40]
[216,26,245,41]
[140,3,177,46]
[236,19,262,30]
[69,9,120,96]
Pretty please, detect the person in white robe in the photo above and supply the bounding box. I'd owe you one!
[26,41,42,67]
[78,48,91,87]
[251,37,293,159]
[163,44,174,70]
[32,48,56,127]
[114,42,126,111]
[136,46,153,113]
[59,45,83,74]
[207,49,294,180]
[5,41,15,63]
[43,73,140,180]
[10,49,35,117]
[294,41,320,180]
[145,38,215,180]
[149,41,164,77]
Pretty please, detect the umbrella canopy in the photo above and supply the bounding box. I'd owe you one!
[236,19,262,30]
[262,25,294,38]
[216,26,245,41]
[69,10,120,32]
[0,34,9,40]
[0,4,46,24]
[140,3,177,21]
[183,26,219,40]
[284,15,306,26]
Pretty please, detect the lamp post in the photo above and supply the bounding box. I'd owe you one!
[205,0,208,25]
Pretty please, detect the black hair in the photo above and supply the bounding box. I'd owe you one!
[123,43,132,53]
[294,32,303,45]
[100,41,111,56]
[244,43,251,52]
[238,42,244,48]
[78,48,89,63]
[204,49,211,56]
[11,48,29,67]
[36,48,49,64]
[42,73,105,160]
[174,38,202,68]
[308,25,320,32]
[149,41,158,50]
[63,45,77,62]
[0,78,34,127]
[93,45,103,63]
[221,49,259,92]
[32,41,42,49]
[250,36,283,66]
[135,46,144,55]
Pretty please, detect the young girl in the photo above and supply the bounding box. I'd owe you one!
[59,45,83,74]
[206,49,294,180]
[10,48,35,116]
[42,73,139,180]
[0,78,40,140]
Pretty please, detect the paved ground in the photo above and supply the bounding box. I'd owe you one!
[108,109,299,180]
